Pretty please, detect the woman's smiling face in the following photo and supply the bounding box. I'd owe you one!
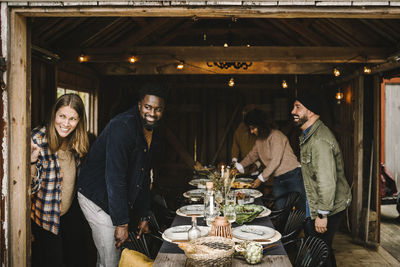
[54,105,80,139]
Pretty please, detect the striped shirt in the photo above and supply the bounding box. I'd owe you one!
[31,126,80,235]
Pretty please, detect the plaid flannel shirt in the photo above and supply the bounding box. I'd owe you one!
[31,126,80,235]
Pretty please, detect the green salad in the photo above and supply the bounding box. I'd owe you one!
[234,204,264,225]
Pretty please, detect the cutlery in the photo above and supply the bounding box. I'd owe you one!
[263,243,277,250]
[172,227,190,233]
[240,226,265,236]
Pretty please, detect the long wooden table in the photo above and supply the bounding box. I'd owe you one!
[153,212,292,266]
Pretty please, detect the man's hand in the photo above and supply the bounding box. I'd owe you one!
[114,223,129,248]
[137,220,150,239]
[315,217,328,233]
[251,179,262,188]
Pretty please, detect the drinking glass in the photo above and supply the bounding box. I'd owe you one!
[224,205,236,223]
[225,191,236,206]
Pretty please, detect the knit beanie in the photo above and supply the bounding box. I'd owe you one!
[295,91,321,115]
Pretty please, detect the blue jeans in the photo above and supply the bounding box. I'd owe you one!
[273,167,306,211]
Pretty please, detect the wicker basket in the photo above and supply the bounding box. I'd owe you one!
[183,236,235,267]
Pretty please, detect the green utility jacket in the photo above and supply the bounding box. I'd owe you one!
[300,119,352,220]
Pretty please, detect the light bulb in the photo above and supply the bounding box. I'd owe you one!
[333,68,341,77]
[282,80,288,89]
[78,54,87,63]
[335,89,344,104]
[129,56,136,63]
[363,66,371,74]
[176,61,184,70]
[228,78,235,87]
[224,43,229,48]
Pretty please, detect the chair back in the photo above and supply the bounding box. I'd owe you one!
[294,236,329,267]
[124,231,151,258]
[281,209,306,246]
[269,191,301,229]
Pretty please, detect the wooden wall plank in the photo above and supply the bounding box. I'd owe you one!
[352,74,364,240]
[9,11,29,267]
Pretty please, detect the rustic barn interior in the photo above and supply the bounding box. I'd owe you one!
[28,15,400,254]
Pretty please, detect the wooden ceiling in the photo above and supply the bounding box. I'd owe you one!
[30,17,400,75]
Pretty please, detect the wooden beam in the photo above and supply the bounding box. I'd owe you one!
[11,7,400,19]
[98,61,339,75]
[80,18,127,47]
[117,18,171,47]
[9,11,30,267]
[60,46,392,64]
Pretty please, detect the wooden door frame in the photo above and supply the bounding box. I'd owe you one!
[6,4,400,266]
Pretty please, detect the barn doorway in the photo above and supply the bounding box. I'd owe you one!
[6,5,400,265]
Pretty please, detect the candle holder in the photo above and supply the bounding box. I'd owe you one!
[210,216,232,239]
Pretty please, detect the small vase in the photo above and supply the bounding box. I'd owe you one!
[210,216,232,239]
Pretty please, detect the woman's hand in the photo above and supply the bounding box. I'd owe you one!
[31,139,40,163]
[251,179,262,188]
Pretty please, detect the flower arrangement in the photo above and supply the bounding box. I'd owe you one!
[206,165,238,201]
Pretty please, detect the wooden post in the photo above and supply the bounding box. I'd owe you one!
[9,11,30,267]
[373,74,382,244]
[352,75,364,240]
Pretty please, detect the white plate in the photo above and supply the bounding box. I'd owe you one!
[183,189,205,199]
[188,178,210,188]
[234,189,263,198]
[233,229,282,245]
[236,177,254,183]
[232,225,279,244]
[257,207,271,218]
[162,225,210,243]
[176,204,204,217]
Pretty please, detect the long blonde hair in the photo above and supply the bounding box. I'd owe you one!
[46,94,89,157]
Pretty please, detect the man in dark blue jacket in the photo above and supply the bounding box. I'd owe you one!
[77,83,166,267]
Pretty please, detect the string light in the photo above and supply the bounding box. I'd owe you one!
[363,66,372,74]
[128,56,137,64]
[176,61,184,70]
[78,53,87,63]
[224,43,229,48]
[246,44,251,48]
[282,80,288,89]
[228,77,235,87]
[335,89,344,104]
[333,68,341,77]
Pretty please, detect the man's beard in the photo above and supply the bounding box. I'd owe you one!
[142,117,160,130]
[293,115,308,127]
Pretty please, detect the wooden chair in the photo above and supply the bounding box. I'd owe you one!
[294,236,329,267]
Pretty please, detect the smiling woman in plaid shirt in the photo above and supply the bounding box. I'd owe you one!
[30,94,89,267]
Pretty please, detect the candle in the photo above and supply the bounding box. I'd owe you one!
[221,165,224,177]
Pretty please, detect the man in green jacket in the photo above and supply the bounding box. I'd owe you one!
[291,92,352,267]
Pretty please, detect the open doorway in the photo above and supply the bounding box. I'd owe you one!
[5,5,400,265]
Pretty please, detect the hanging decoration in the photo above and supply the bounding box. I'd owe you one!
[207,61,252,70]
